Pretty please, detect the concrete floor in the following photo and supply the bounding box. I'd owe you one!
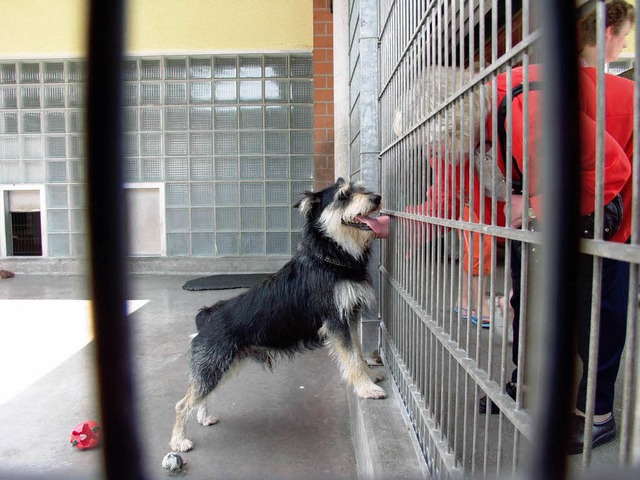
[0,272,629,480]
[0,274,425,480]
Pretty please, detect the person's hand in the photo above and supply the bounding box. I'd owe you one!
[507,194,524,229]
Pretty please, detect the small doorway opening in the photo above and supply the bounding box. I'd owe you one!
[5,190,43,256]
[10,211,42,256]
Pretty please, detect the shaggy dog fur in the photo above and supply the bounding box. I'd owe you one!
[170,178,389,452]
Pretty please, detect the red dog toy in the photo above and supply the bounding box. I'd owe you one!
[70,421,101,450]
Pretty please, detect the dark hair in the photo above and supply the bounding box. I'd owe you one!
[579,0,635,48]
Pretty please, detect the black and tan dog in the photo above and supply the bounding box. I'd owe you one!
[170,178,390,452]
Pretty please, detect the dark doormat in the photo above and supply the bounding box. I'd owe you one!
[182,273,274,291]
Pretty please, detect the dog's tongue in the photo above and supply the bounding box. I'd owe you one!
[356,215,390,239]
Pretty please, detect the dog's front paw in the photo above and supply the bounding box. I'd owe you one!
[356,383,387,399]
[170,438,194,452]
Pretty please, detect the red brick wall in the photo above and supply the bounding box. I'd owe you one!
[313,0,335,190]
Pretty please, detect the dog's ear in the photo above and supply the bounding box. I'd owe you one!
[294,191,320,218]
[336,177,346,186]
[336,178,352,199]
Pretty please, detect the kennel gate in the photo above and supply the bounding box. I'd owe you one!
[342,0,640,478]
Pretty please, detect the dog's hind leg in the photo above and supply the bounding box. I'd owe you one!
[170,380,221,451]
[170,380,203,452]
[170,344,237,451]
[195,401,219,426]
[323,324,386,399]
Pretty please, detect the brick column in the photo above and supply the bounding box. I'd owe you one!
[313,0,335,190]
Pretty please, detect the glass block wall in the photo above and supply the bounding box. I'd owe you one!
[0,60,87,257]
[0,54,314,257]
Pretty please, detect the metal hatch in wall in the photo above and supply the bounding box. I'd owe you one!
[125,185,165,256]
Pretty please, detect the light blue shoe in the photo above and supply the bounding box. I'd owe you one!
[471,315,490,329]
[453,306,475,322]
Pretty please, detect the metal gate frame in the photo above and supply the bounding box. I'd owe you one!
[342,0,640,478]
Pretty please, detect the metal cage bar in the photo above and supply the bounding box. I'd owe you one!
[371,0,640,478]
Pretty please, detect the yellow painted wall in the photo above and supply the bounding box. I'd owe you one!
[0,0,313,58]
[0,0,88,57]
[127,0,313,53]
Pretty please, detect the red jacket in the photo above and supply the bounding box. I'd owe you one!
[580,67,634,243]
[415,65,630,236]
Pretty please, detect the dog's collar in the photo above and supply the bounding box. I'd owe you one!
[313,252,353,269]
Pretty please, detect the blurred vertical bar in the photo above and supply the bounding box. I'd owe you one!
[582,0,607,465]
[359,0,381,359]
[527,0,580,479]
[86,1,142,479]
[622,0,640,465]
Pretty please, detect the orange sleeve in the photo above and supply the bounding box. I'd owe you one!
[422,159,460,220]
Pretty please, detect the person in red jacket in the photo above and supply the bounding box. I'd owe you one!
[402,64,631,453]
[406,155,503,326]
[399,67,507,328]
[566,68,634,453]
[497,67,632,452]
[562,0,634,453]
[482,65,631,454]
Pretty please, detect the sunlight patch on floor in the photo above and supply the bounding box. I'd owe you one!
[0,299,148,405]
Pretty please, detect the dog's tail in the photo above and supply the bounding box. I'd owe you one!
[195,307,212,331]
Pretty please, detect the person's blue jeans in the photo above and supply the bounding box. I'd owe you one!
[510,242,629,414]
[575,254,629,414]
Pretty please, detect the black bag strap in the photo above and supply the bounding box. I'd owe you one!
[497,81,543,194]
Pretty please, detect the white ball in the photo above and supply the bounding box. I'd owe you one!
[162,452,185,473]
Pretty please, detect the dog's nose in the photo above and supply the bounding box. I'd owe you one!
[370,194,381,206]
